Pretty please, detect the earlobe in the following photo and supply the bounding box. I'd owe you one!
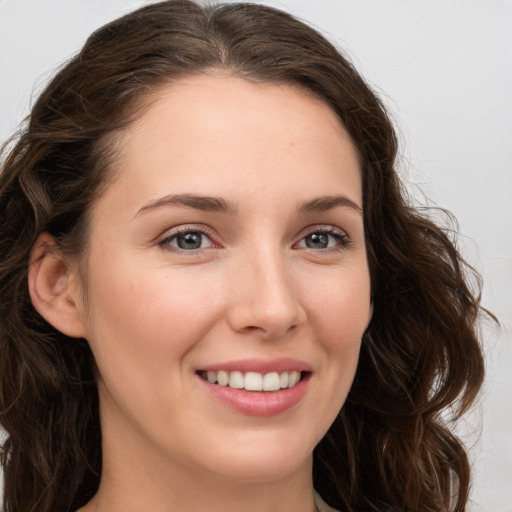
[28,232,87,338]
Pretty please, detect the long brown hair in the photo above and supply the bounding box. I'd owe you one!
[0,1,485,511]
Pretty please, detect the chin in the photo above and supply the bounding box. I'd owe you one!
[193,431,315,484]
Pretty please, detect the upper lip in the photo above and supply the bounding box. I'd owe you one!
[198,357,312,374]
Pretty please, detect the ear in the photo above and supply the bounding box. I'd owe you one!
[28,232,87,338]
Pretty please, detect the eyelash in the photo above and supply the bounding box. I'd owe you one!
[159,225,218,254]
[158,225,351,255]
[296,226,351,251]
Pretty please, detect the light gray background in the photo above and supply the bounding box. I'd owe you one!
[1,1,511,510]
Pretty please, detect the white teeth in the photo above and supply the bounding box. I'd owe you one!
[201,370,303,391]
[217,370,229,386]
[229,371,244,389]
[244,372,263,391]
[288,371,300,387]
[262,372,281,391]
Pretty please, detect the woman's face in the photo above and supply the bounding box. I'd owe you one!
[75,75,371,484]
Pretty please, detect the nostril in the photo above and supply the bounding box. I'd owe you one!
[238,325,268,335]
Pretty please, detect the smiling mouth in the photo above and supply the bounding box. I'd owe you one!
[198,370,304,392]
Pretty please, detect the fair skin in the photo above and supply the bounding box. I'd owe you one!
[29,75,371,512]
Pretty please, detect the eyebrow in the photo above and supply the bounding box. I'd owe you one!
[135,194,239,217]
[297,195,362,215]
[134,193,362,218]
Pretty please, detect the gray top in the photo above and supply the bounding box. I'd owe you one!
[314,492,340,512]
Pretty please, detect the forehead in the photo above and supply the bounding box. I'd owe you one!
[100,74,362,213]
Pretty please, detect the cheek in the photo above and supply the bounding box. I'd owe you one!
[304,264,371,349]
[80,258,229,431]
[83,258,226,366]
[297,265,370,440]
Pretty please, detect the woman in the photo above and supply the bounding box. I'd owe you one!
[0,1,486,511]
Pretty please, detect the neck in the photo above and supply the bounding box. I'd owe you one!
[82,459,317,512]
[78,409,317,512]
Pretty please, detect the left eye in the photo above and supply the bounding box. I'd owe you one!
[163,230,213,251]
[296,230,347,249]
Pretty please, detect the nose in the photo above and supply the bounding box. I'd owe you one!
[226,250,306,340]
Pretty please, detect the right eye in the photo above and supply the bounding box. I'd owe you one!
[161,229,214,252]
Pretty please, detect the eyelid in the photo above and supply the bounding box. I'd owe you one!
[156,223,350,254]
[294,225,351,250]
[158,224,221,253]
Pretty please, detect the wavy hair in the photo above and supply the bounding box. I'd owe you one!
[0,1,485,511]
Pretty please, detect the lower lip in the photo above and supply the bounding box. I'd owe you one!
[197,373,310,417]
